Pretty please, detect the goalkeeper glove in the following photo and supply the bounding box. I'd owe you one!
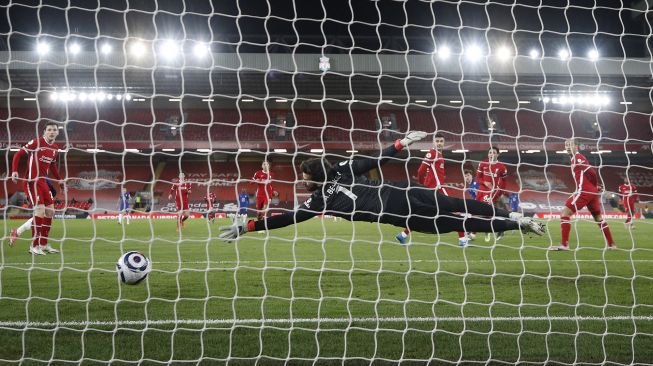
[399,131,427,147]
[218,216,250,242]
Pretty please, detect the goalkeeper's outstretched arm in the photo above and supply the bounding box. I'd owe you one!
[218,132,427,242]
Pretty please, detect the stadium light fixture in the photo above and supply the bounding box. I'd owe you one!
[238,148,252,152]
[50,93,59,101]
[115,94,122,101]
[86,148,105,153]
[97,92,106,101]
[437,45,451,59]
[620,101,632,105]
[23,97,37,101]
[169,98,181,102]
[275,99,288,103]
[106,94,114,100]
[346,150,358,153]
[518,100,530,104]
[590,150,612,154]
[625,151,637,154]
[193,42,210,58]
[159,40,179,59]
[499,149,508,153]
[100,43,112,55]
[124,94,132,101]
[196,148,211,153]
[465,45,483,62]
[415,100,428,103]
[69,43,81,55]
[36,42,50,55]
[525,149,541,153]
[529,49,540,59]
[587,49,599,61]
[451,149,469,153]
[125,149,141,153]
[129,41,146,58]
[133,98,145,102]
[488,101,500,104]
[242,98,254,102]
[162,148,175,152]
[79,92,88,101]
[274,148,288,153]
[496,46,512,61]
[310,148,324,153]
[310,99,322,103]
[558,49,570,61]
[380,99,393,103]
[556,150,567,154]
[542,97,550,103]
[201,98,214,102]
[10,148,21,152]
[450,100,462,104]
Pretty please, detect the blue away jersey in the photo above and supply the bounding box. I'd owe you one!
[467,179,480,200]
[239,193,250,207]
[120,192,131,210]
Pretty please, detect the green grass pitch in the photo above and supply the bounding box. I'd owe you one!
[1,217,652,365]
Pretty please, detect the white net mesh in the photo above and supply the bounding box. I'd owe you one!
[1,0,653,364]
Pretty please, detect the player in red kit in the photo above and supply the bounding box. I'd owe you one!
[10,121,64,255]
[618,177,638,227]
[395,133,467,245]
[476,147,509,242]
[205,191,217,223]
[549,138,616,251]
[168,173,192,232]
[252,161,277,220]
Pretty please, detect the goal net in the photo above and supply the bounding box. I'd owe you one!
[1,0,652,364]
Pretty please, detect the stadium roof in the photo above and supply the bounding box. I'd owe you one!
[1,52,651,111]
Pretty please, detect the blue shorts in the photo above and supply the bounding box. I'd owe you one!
[239,208,248,215]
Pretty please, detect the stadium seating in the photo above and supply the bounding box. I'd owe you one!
[3,108,652,145]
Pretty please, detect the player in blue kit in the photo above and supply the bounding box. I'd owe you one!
[238,189,250,220]
[118,187,131,225]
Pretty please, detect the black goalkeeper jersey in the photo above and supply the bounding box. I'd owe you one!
[253,144,405,231]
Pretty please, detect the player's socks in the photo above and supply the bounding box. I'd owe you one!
[560,216,571,247]
[39,217,51,247]
[40,217,59,253]
[118,214,122,224]
[402,228,410,236]
[32,216,43,248]
[182,215,189,222]
[457,232,465,238]
[598,220,615,247]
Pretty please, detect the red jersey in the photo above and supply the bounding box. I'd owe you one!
[417,149,445,189]
[476,159,507,194]
[170,182,192,201]
[11,136,61,181]
[205,192,216,204]
[253,170,274,197]
[618,184,638,201]
[570,152,599,194]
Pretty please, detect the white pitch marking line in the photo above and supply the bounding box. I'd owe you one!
[2,316,652,328]
[3,259,653,266]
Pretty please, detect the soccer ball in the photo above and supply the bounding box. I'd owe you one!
[116,251,151,285]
